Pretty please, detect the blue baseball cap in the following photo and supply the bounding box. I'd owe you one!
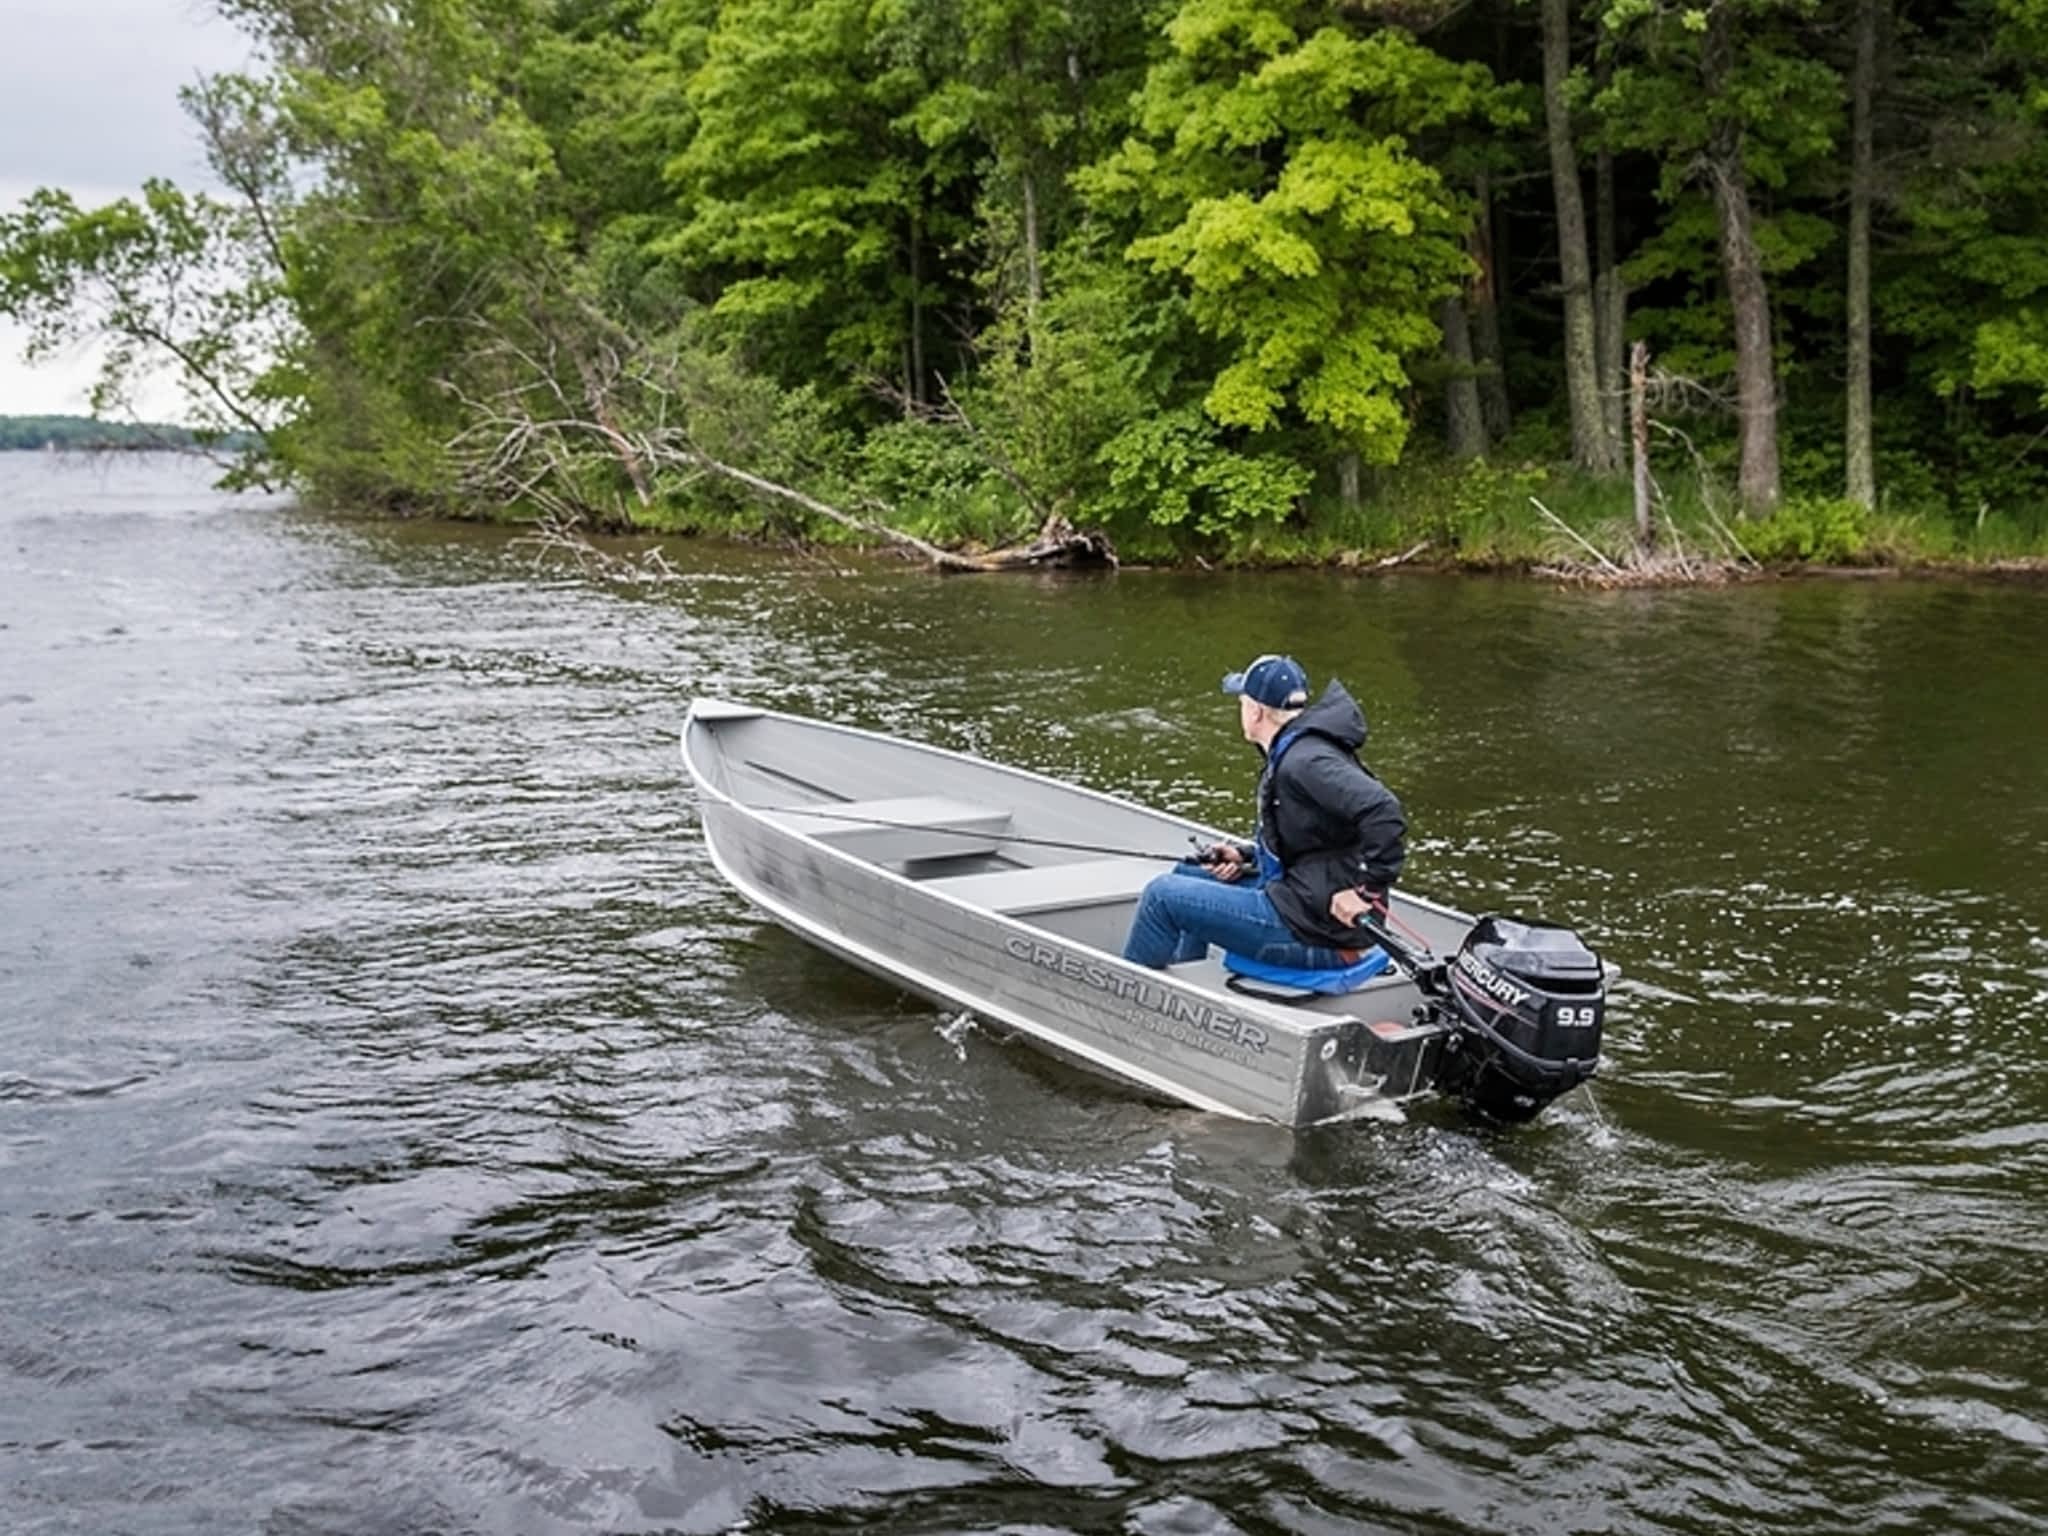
[1221,654,1310,709]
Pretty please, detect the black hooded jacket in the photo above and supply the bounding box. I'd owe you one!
[1252,681,1407,949]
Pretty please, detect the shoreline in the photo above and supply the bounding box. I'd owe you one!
[440,507,2048,588]
[13,450,2047,584]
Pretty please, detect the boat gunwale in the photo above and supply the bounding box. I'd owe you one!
[680,696,1475,933]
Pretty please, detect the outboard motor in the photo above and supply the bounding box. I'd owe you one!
[1430,916,1605,1122]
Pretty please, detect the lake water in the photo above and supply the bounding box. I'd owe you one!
[2,453,2043,1534]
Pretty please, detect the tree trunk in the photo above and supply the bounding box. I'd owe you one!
[1012,34,1043,315]
[1703,5,1780,513]
[1594,85,1627,457]
[1845,0,1879,508]
[1022,168,1042,310]
[1441,296,1487,460]
[531,300,652,510]
[1710,159,1781,513]
[1540,0,1617,473]
[1494,167,1513,374]
[573,353,652,510]
[1338,451,1361,514]
[1630,339,1655,552]
[1712,182,1781,513]
[1470,172,1511,442]
[908,207,926,410]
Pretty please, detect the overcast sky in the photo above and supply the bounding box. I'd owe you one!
[1,0,261,417]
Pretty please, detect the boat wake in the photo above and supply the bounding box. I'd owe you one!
[935,1011,980,1060]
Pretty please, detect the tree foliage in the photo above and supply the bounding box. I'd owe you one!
[6,0,2048,549]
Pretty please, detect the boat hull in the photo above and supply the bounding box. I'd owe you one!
[684,701,1450,1125]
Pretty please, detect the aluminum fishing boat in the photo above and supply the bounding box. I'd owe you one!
[682,698,1606,1126]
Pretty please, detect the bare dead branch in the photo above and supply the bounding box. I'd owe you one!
[1377,540,1430,568]
[1529,495,1625,574]
[433,278,1114,572]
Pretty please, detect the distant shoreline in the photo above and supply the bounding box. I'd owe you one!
[0,442,211,452]
[0,415,260,454]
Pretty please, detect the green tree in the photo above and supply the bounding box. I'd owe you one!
[663,0,978,410]
[1080,0,1518,524]
[1601,0,1842,511]
[0,178,285,484]
[1936,0,2048,411]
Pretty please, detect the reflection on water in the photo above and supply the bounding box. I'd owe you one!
[1,455,2043,1534]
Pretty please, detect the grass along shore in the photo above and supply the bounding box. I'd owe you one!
[601,452,2048,583]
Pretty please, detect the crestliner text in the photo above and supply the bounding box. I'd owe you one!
[1003,935,1271,1054]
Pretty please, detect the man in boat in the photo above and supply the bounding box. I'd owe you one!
[1121,654,1407,970]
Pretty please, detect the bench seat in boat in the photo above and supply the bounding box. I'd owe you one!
[921,856,1162,915]
[764,796,1012,863]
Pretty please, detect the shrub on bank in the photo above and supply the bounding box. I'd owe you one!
[1741,497,1873,564]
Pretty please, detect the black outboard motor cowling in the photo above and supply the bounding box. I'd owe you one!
[1432,915,1605,1122]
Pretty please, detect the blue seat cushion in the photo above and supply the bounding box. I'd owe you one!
[1220,947,1392,995]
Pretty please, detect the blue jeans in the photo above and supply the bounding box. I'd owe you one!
[1121,861,1351,970]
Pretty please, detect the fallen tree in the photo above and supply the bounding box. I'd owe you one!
[445,289,1116,575]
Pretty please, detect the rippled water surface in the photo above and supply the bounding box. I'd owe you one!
[2,455,2044,1535]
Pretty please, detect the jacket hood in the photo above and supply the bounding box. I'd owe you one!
[1287,679,1368,751]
